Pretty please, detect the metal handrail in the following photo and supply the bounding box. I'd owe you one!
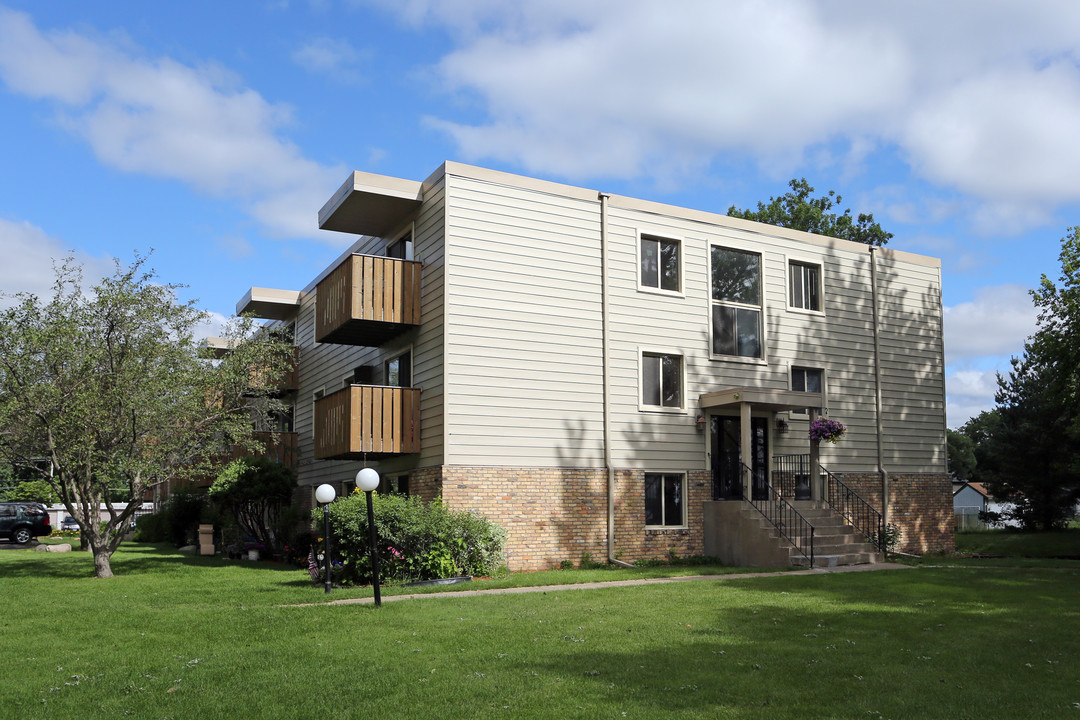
[741,463,815,567]
[821,465,885,552]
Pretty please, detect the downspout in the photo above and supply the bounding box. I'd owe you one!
[869,246,889,528]
[599,192,632,568]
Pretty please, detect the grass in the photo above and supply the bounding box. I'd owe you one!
[955,527,1080,558]
[2,542,1079,719]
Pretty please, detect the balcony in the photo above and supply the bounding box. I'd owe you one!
[314,385,420,460]
[234,431,299,471]
[251,346,299,395]
[315,254,421,346]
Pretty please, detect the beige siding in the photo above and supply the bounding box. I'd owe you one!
[433,171,944,475]
[441,174,606,466]
[294,177,447,488]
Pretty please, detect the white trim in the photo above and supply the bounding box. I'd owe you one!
[784,253,825,316]
[635,229,686,298]
[787,365,827,418]
[637,347,688,413]
[707,243,767,362]
[644,470,688,529]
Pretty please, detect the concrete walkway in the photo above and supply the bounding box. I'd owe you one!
[305,561,913,607]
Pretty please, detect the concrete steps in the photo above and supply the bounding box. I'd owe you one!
[758,501,883,568]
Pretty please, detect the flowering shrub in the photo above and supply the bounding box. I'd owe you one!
[809,417,847,443]
[313,493,506,585]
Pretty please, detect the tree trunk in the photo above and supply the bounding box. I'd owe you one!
[93,547,114,578]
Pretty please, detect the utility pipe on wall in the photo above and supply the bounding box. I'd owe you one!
[869,246,890,527]
[599,192,632,568]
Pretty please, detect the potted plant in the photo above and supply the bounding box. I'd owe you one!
[809,417,847,444]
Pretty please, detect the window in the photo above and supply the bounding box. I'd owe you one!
[642,352,683,409]
[791,367,823,415]
[379,474,409,496]
[386,232,413,260]
[640,235,680,292]
[385,350,411,387]
[711,247,762,358]
[790,261,821,311]
[645,473,685,527]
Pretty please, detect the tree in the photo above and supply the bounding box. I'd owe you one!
[946,429,977,482]
[8,478,60,505]
[975,228,1080,530]
[0,255,294,577]
[209,456,297,554]
[728,178,892,246]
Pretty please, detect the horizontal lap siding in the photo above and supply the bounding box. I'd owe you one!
[296,180,447,487]
[602,203,943,474]
[874,254,946,472]
[443,176,605,466]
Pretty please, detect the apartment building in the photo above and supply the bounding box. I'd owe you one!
[237,162,952,569]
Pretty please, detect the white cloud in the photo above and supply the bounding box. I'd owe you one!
[375,0,1080,231]
[943,284,1037,363]
[0,218,114,305]
[292,37,365,81]
[0,8,345,241]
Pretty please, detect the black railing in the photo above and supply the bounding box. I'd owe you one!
[740,463,815,567]
[772,454,812,500]
[822,465,885,552]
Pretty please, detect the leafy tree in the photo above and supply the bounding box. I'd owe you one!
[976,228,1080,530]
[8,478,60,505]
[209,456,297,554]
[946,429,977,483]
[0,255,294,577]
[728,178,892,246]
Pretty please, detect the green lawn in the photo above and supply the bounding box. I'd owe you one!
[2,543,1078,719]
[955,527,1080,558]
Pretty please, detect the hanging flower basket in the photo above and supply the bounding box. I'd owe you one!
[809,417,847,444]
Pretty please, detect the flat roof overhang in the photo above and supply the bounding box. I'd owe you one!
[200,336,237,359]
[700,387,823,413]
[236,287,302,320]
[318,171,423,237]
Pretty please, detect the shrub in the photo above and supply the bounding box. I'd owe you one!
[133,491,205,546]
[314,492,506,585]
[209,457,297,555]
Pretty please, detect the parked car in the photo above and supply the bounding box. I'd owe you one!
[0,502,52,544]
[61,515,80,532]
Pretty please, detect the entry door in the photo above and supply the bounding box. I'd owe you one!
[711,416,769,500]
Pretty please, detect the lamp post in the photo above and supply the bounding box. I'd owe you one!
[314,483,336,594]
[355,468,382,607]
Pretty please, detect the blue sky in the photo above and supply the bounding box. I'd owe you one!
[2,1,1078,428]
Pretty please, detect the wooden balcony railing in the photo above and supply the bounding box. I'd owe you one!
[314,385,420,459]
[231,431,299,471]
[315,254,421,346]
[248,346,299,395]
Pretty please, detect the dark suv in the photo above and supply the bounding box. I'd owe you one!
[0,502,52,544]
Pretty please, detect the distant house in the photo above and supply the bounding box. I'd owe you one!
[953,482,990,530]
[229,162,953,569]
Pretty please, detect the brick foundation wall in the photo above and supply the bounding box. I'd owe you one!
[310,465,954,570]
[834,472,954,553]
[400,465,711,571]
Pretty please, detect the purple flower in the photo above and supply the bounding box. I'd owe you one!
[809,417,846,443]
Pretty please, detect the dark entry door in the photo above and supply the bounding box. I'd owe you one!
[712,416,769,500]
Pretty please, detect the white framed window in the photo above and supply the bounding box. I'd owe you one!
[384,348,412,387]
[639,234,682,294]
[641,351,684,410]
[710,246,763,359]
[790,366,824,415]
[789,260,822,312]
[645,472,686,527]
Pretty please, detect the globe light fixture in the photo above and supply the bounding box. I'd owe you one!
[315,483,337,594]
[355,468,382,607]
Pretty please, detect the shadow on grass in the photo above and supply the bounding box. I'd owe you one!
[511,569,1080,716]
[0,541,313,585]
